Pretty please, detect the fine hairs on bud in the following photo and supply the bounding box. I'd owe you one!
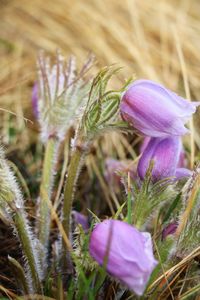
[0,147,43,291]
[37,50,95,143]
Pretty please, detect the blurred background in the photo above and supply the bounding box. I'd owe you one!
[0,0,200,144]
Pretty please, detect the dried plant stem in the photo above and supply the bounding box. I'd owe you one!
[38,137,58,250]
[61,143,84,271]
[13,209,42,293]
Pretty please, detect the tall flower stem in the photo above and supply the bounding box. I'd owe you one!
[61,139,85,271]
[38,137,59,252]
[13,208,42,293]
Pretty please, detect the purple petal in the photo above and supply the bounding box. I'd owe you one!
[89,220,157,295]
[175,168,192,180]
[120,79,200,137]
[137,136,181,182]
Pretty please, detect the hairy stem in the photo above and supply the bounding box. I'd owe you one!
[38,137,59,256]
[61,143,84,271]
[13,209,42,293]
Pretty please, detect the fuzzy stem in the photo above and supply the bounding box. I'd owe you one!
[61,142,84,271]
[13,209,42,293]
[38,137,58,249]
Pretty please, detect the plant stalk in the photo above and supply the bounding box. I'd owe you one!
[13,209,42,293]
[38,137,59,250]
[61,142,84,271]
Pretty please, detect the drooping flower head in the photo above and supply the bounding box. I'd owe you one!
[89,220,157,296]
[36,50,94,142]
[138,136,181,182]
[138,136,192,182]
[120,79,199,137]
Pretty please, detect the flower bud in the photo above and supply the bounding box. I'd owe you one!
[162,222,178,240]
[137,136,181,182]
[89,220,157,296]
[120,80,199,137]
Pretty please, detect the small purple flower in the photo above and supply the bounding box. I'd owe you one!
[72,210,89,231]
[32,82,39,118]
[89,220,157,296]
[162,222,178,240]
[120,80,199,137]
[137,136,181,182]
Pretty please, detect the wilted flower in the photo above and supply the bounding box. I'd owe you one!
[120,79,199,137]
[36,50,94,142]
[89,220,157,296]
[105,158,136,187]
[137,136,182,182]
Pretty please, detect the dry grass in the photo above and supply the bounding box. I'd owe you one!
[1,0,200,147]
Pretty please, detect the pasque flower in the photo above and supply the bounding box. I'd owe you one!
[138,136,181,182]
[89,220,157,296]
[138,136,192,182]
[120,79,199,137]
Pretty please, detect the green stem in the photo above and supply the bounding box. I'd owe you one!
[127,191,132,224]
[61,144,83,270]
[38,137,59,251]
[13,209,42,293]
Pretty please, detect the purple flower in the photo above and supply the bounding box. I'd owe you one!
[32,82,39,118]
[72,210,89,231]
[162,222,178,240]
[89,220,157,295]
[137,136,182,182]
[120,80,199,137]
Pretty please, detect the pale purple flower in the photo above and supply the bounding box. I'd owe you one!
[137,136,182,182]
[120,79,199,137]
[89,220,157,296]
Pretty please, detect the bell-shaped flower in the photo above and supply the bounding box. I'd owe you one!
[137,136,182,182]
[120,79,199,137]
[89,220,157,296]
